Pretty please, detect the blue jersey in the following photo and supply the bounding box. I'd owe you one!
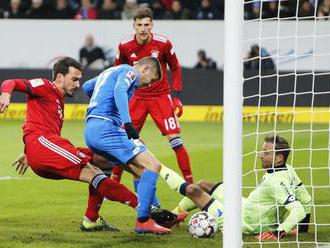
[82,64,140,126]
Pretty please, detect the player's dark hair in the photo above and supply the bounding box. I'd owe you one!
[133,7,154,21]
[137,56,162,81]
[52,57,82,81]
[264,135,290,163]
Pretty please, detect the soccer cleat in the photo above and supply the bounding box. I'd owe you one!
[175,211,189,224]
[151,207,177,228]
[135,218,172,234]
[80,216,120,232]
[151,207,188,228]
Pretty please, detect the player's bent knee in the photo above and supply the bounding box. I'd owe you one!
[79,163,103,183]
[147,163,161,172]
[132,150,161,172]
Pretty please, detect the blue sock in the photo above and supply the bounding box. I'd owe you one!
[134,178,161,208]
[133,178,139,192]
[137,170,158,220]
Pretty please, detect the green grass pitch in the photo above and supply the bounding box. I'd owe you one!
[0,120,329,248]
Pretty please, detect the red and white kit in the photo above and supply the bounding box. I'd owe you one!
[1,78,92,180]
[115,33,182,135]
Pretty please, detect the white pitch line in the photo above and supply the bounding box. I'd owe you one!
[0,176,30,181]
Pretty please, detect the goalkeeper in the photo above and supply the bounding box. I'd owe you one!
[159,135,312,240]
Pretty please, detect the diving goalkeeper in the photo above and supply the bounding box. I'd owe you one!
[159,135,312,240]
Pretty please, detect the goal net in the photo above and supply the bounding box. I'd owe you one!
[241,0,330,247]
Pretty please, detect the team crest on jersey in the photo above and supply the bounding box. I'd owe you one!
[127,71,136,82]
[150,50,159,58]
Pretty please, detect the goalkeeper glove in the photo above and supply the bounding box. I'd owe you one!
[172,91,183,117]
[256,230,286,241]
[124,122,139,139]
[173,98,183,117]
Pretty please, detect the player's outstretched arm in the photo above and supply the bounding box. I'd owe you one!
[0,79,36,112]
[278,200,306,233]
[165,41,183,117]
[257,199,306,241]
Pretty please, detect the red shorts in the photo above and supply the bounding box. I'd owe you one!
[25,135,93,181]
[129,94,181,135]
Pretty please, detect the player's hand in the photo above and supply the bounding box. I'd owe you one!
[12,153,29,175]
[173,97,183,118]
[124,122,139,139]
[0,92,11,113]
[256,230,286,241]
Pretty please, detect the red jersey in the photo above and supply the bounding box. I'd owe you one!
[114,33,182,98]
[1,78,64,139]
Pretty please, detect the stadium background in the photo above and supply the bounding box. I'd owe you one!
[1,2,330,247]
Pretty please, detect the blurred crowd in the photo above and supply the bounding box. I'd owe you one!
[0,0,329,20]
[245,0,330,20]
[0,0,223,20]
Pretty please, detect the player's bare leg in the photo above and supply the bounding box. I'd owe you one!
[167,133,193,183]
[197,180,217,193]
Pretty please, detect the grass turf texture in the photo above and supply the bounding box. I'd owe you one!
[0,120,329,248]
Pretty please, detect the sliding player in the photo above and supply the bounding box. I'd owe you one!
[159,135,312,240]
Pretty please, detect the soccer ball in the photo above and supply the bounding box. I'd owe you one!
[188,211,218,238]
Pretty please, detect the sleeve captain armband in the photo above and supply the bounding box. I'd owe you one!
[284,194,298,205]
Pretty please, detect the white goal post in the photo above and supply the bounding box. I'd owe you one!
[223,0,330,247]
[223,0,243,248]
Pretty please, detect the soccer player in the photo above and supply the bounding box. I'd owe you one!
[0,57,140,231]
[82,56,178,234]
[158,135,312,240]
[112,7,194,184]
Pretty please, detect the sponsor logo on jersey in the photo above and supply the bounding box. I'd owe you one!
[151,50,160,58]
[127,71,136,82]
[130,53,137,58]
[30,79,44,88]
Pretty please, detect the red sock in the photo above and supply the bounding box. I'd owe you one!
[85,184,103,222]
[174,145,193,183]
[94,176,138,209]
[111,166,124,182]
